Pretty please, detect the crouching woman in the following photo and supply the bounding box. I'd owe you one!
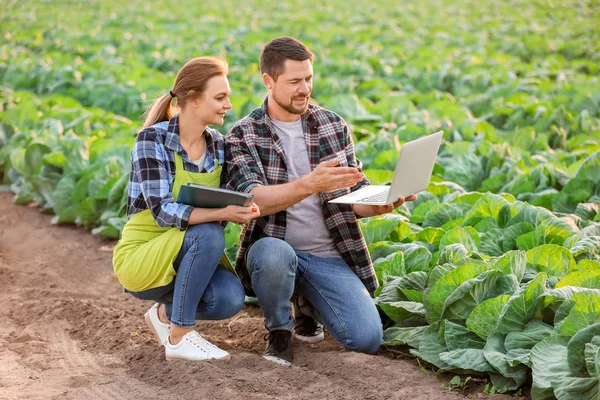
[113,57,260,362]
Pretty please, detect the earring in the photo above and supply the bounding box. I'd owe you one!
[194,103,197,108]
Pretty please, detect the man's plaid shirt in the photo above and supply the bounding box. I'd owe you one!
[225,98,379,294]
[126,115,225,230]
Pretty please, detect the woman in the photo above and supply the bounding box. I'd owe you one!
[113,57,260,361]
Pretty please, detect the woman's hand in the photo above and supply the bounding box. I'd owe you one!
[221,202,261,224]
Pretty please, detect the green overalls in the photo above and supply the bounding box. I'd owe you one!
[113,151,233,292]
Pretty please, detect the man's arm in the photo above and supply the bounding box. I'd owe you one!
[250,158,362,216]
[226,125,362,217]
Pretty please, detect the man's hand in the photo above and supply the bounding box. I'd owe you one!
[303,158,363,193]
[353,194,418,218]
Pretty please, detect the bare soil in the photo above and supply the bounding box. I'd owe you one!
[0,192,530,400]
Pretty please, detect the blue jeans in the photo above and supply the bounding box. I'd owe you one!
[246,237,383,354]
[126,223,245,327]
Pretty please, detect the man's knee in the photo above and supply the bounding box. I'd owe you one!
[247,237,297,278]
[344,324,383,355]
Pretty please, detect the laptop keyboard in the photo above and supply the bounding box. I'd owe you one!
[359,190,389,203]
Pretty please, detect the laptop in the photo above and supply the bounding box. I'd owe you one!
[329,131,443,205]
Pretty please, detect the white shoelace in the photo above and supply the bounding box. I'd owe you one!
[186,332,220,353]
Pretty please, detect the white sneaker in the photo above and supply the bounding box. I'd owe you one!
[165,331,231,361]
[144,303,170,346]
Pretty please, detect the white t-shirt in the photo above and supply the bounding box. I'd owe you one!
[190,150,207,170]
[270,117,340,258]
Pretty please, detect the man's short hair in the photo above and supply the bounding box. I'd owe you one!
[259,37,314,81]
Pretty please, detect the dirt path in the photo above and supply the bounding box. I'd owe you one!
[0,192,528,400]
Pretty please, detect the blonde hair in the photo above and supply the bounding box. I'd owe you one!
[142,56,229,128]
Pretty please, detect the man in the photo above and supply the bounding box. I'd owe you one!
[226,36,417,366]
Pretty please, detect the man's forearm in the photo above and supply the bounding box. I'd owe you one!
[250,177,315,216]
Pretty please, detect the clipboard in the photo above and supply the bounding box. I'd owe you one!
[176,183,255,208]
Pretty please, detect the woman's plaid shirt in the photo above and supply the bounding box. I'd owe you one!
[126,115,225,230]
[225,99,379,294]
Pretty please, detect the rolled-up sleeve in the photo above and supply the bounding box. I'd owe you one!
[132,132,193,229]
[225,126,266,194]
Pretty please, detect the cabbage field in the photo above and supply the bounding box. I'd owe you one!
[1,0,600,397]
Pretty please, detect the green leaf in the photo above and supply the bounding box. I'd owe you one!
[567,322,600,378]
[466,295,511,340]
[473,217,500,233]
[441,270,505,321]
[530,335,571,392]
[373,252,405,284]
[579,260,600,272]
[439,226,480,252]
[491,250,526,282]
[410,322,451,369]
[505,348,532,368]
[360,217,401,245]
[495,272,547,334]
[438,243,469,265]
[388,221,414,242]
[405,227,444,245]
[552,376,599,400]
[363,168,394,185]
[503,223,535,252]
[439,348,496,373]
[375,277,404,305]
[25,142,52,175]
[483,333,529,390]
[423,203,471,228]
[427,263,488,321]
[444,320,486,350]
[382,326,428,348]
[505,319,556,351]
[557,271,600,289]
[584,337,600,377]
[571,237,600,262]
[443,153,486,191]
[560,294,600,337]
[576,151,600,185]
[411,198,440,224]
[462,193,510,226]
[396,271,429,302]
[480,227,506,256]
[379,301,427,327]
[526,244,577,278]
[402,243,433,273]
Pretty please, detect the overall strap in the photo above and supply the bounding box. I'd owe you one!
[174,151,184,172]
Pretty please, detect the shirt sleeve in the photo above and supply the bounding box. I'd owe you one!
[341,119,370,192]
[225,125,267,194]
[132,131,193,230]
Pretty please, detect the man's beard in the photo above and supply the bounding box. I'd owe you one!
[273,93,310,115]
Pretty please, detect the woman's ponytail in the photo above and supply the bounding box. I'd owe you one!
[142,93,174,128]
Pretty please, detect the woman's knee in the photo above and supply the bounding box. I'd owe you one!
[185,222,225,254]
[246,237,297,277]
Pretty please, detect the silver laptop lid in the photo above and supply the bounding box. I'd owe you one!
[386,131,444,202]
